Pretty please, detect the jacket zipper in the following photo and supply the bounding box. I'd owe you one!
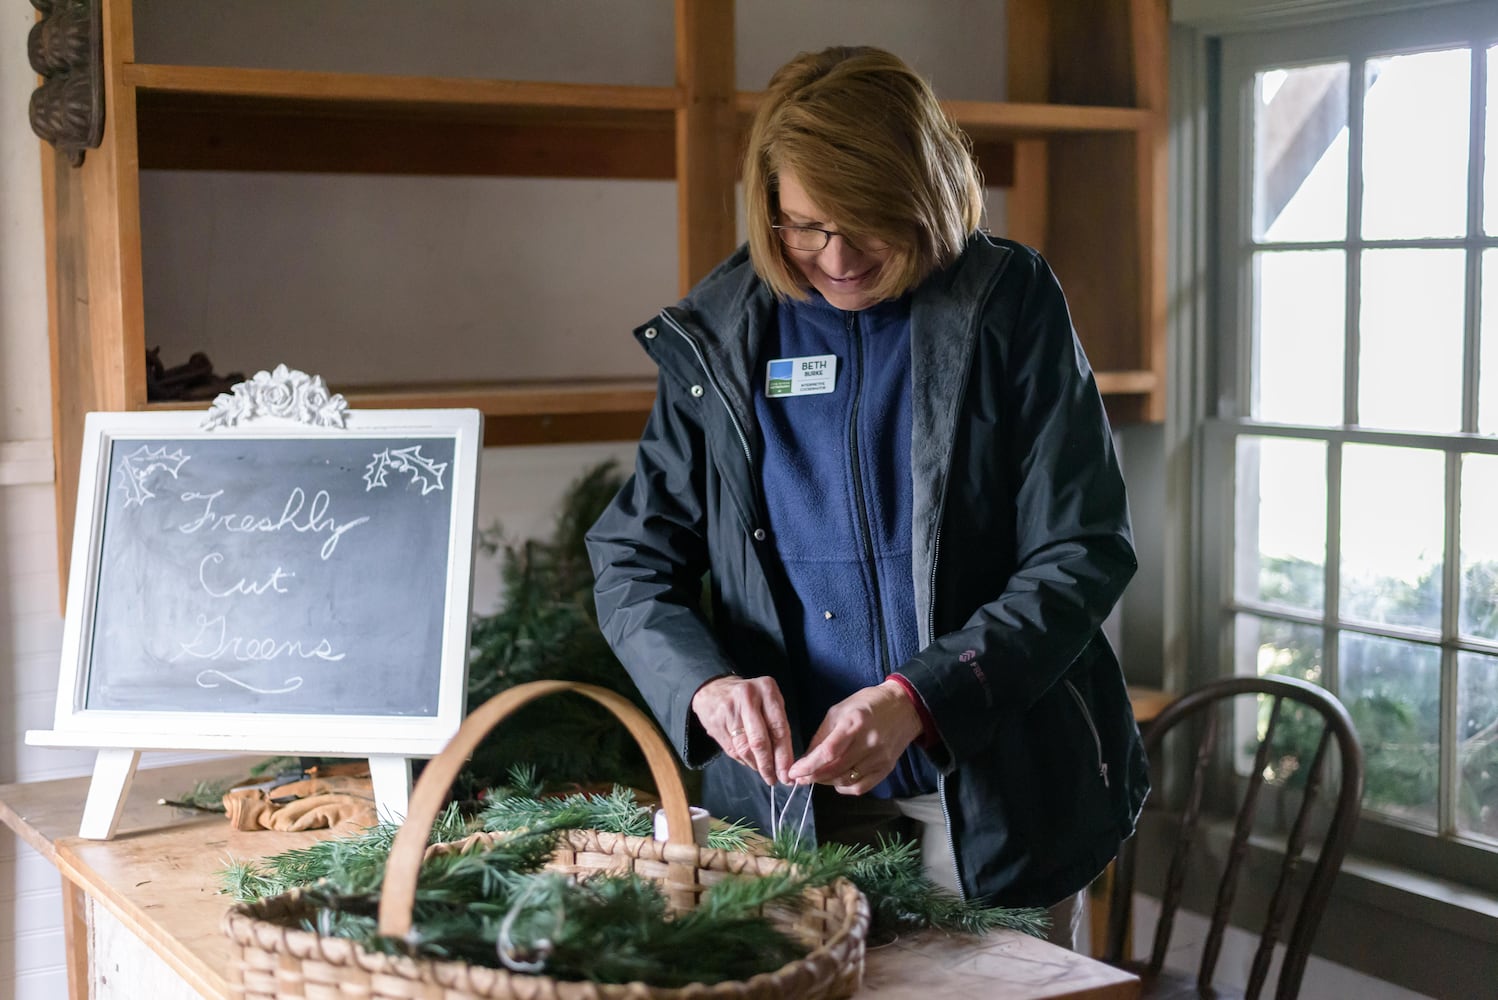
[844,312,891,679]
[1064,678,1110,788]
[936,773,966,900]
[658,310,754,468]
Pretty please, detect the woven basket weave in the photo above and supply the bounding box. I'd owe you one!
[223,680,870,999]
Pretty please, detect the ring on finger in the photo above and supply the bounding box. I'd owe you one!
[729,727,746,737]
[847,767,861,783]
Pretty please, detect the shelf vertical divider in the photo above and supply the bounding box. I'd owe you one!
[48,0,148,603]
[1005,0,1053,254]
[674,0,738,294]
[1130,0,1170,422]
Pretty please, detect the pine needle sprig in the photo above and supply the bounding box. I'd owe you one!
[704,817,757,851]
[478,771,758,850]
[220,859,282,901]
[221,803,473,901]
[478,783,651,839]
[769,831,1050,939]
[488,872,807,986]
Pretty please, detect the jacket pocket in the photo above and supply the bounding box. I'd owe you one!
[1063,678,1110,789]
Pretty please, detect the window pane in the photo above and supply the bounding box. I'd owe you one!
[1462,454,1498,640]
[1254,63,1349,242]
[1341,631,1439,829]
[1255,250,1345,425]
[1234,614,1329,784]
[1486,45,1498,236]
[1359,249,1464,432]
[1341,444,1443,629]
[1234,613,1330,784]
[1238,613,1325,683]
[1362,48,1470,240]
[1235,437,1326,609]
[1458,652,1498,842]
[1483,250,1498,435]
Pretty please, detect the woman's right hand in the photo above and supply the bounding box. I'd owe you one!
[691,675,794,786]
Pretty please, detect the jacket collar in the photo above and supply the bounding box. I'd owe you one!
[909,232,1014,645]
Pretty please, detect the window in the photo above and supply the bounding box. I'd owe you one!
[1211,1,1498,885]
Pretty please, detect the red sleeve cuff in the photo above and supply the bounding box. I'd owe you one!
[886,673,939,749]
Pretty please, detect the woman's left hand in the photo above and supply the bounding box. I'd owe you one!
[785,679,924,794]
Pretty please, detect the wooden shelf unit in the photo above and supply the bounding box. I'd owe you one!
[41,0,1167,588]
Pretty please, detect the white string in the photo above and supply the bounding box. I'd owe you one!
[768,780,814,854]
[496,878,558,973]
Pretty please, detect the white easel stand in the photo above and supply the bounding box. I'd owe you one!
[79,748,141,840]
[76,750,415,839]
[367,754,412,823]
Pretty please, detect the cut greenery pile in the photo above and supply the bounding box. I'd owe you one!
[222,768,1047,987]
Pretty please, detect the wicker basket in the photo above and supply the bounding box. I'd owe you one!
[223,680,870,999]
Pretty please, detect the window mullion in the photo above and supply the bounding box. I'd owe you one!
[1464,42,1486,434]
[1325,439,1343,696]
[1441,451,1462,837]
[1345,55,1366,428]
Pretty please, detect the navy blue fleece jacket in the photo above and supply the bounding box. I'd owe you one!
[753,291,939,799]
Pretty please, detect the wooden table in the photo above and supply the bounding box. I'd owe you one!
[1,762,1139,1000]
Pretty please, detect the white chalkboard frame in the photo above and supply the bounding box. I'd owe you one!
[29,404,483,838]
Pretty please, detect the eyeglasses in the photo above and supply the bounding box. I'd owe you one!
[771,225,890,253]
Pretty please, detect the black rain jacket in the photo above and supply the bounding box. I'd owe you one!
[586,233,1149,907]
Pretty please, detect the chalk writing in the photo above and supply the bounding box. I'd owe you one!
[197,552,295,598]
[177,487,370,559]
[83,433,457,717]
[172,614,345,664]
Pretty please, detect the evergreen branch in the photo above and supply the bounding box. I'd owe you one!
[769,831,1049,938]
[479,783,651,838]
[704,817,757,851]
[221,803,473,901]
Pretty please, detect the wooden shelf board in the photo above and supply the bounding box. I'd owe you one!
[125,63,682,126]
[147,377,656,414]
[145,379,659,447]
[735,93,1154,138]
[144,371,1156,444]
[947,100,1156,138]
[125,68,1146,180]
[137,106,675,177]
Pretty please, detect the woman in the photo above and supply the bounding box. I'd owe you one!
[586,46,1147,947]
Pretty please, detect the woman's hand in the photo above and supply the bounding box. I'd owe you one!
[786,680,924,794]
[691,675,795,785]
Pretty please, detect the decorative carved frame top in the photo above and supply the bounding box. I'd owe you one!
[202,365,351,430]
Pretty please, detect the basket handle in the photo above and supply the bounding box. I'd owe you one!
[377,680,695,937]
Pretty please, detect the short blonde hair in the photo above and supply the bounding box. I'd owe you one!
[744,46,984,303]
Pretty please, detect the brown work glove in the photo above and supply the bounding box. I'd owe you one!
[221,770,377,833]
[264,792,378,832]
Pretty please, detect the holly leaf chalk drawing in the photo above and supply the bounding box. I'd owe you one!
[362,445,448,495]
[118,445,191,507]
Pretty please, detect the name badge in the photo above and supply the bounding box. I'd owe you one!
[766,354,837,398]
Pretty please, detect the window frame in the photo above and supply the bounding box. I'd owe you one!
[1206,0,1498,892]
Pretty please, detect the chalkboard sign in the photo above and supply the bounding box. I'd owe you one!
[88,434,455,716]
[31,389,482,838]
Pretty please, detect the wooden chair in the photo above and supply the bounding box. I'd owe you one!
[1102,675,1365,999]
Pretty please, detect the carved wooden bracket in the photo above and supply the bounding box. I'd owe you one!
[28,0,104,167]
